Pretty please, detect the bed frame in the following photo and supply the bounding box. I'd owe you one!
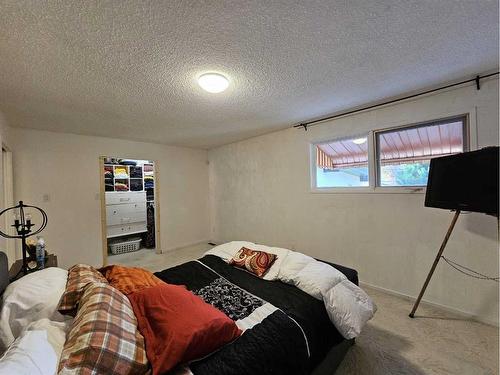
[312,338,354,375]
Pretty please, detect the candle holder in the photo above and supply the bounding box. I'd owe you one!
[0,201,48,280]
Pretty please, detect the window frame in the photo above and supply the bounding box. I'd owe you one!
[310,133,373,193]
[310,110,475,194]
[374,114,470,190]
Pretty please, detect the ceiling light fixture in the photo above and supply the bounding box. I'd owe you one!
[352,138,367,145]
[198,73,229,93]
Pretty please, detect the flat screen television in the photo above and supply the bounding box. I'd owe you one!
[425,147,499,216]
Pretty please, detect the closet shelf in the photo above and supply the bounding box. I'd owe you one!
[103,164,154,193]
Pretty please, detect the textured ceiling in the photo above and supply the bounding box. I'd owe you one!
[0,1,498,149]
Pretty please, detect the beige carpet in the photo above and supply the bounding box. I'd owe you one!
[337,286,498,375]
[110,243,499,375]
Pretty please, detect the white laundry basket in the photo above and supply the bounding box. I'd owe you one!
[109,237,142,255]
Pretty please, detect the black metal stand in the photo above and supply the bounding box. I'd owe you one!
[9,233,37,281]
[409,210,461,318]
[0,201,48,281]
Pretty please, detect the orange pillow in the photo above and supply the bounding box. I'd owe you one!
[99,265,164,295]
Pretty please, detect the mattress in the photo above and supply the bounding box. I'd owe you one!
[155,255,358,374]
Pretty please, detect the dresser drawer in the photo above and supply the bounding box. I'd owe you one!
[107,222,147,238]
[106,202,146,225]
[105,191,146,205]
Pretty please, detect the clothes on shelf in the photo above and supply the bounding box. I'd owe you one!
[130,179,143,191]
[114,166,129,179]
[104,158,139,166]
[130,166,143,178]
[114,182,129,191]
[104,157,119,164]
[120,159,137,166]
[144,203,155,248]
[144,176,154,190]
[105,176,114,191]
[103,163,153,192]
[143,164,154,173]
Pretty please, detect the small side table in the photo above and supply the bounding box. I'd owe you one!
[9,254,58,281]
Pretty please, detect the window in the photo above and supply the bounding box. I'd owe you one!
[375,116,467,187]
[311,114,469,191]
[315,136,369,188]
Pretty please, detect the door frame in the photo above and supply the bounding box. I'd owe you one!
[2,145,15,266]
[99,156,162,266]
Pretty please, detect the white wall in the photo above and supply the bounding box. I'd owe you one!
[209,78,499,325]
[9,128,210,269]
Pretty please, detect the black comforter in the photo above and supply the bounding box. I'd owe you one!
[155,255,357,375]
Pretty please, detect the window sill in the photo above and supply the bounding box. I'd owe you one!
[310,186,426,194]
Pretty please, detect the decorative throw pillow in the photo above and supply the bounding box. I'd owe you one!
[58,283,149,375]
[57,264,108,314]
[99,265,164,295]
[128,283,241,375]
[229,247,277,277]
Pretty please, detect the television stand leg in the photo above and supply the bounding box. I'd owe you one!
[409,210,461,318]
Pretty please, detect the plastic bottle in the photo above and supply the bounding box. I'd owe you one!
[36,236,45,270]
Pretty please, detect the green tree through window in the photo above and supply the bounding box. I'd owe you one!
[394,162,430,186]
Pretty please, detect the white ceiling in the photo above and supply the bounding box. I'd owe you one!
[0,1,498,149]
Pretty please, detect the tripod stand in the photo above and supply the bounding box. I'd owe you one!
[409,210,461,318]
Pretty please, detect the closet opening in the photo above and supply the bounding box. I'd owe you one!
[99,157,160,266]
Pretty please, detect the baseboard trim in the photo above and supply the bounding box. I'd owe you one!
[163,239,212,253]
[360,281,498,327]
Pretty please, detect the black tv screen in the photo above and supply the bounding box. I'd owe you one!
[425,147,499,216]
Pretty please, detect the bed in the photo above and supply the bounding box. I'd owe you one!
[155,254,359,375]
[0,243,375,375]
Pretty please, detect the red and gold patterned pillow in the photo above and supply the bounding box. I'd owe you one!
[58,264,108,315]
[229,247,277,278]
[58,283,149,375]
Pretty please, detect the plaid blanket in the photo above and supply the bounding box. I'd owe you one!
[58,283,149,375]
[58,264,108,314]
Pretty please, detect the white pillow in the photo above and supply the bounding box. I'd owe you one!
[205,241,256,262]
[278,256,376,338]
[277,251,315,284]
[0,268,69,351]
[323,279,377,339]
[205,241,290,281]
[294,260,347,300]
[0,318,69,375]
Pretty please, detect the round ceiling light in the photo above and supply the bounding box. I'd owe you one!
[352,138,367,145]
[198,73,229,93]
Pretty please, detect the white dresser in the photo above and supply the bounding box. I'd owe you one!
[105,191,147,238]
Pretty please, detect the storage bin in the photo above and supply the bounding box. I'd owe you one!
[109,237,142,255]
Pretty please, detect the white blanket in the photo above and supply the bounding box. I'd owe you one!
[206,241,376,339]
